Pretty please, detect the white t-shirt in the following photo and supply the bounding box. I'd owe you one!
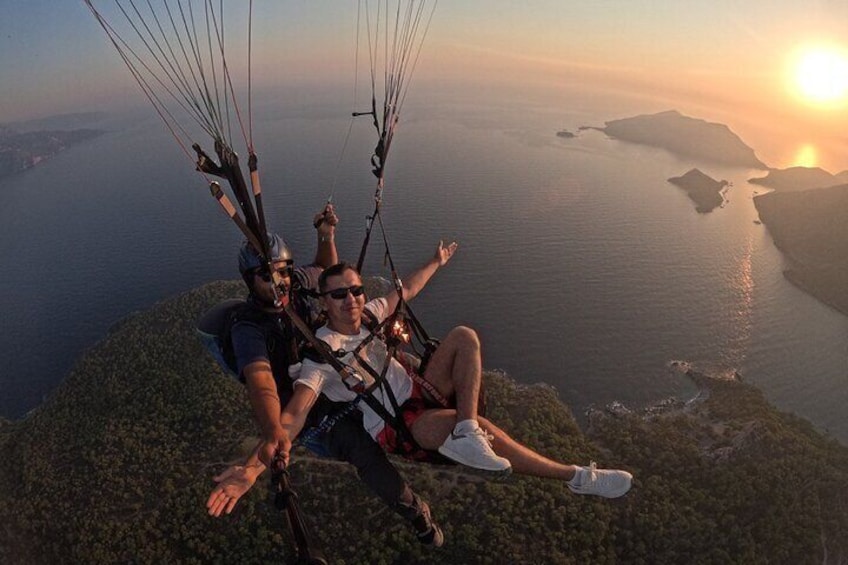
[295,297,414,439]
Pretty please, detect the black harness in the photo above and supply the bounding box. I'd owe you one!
[299,303,449,459]
[225,281,349,427]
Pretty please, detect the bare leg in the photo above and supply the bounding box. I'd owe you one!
[408,406,631,497]
[409,410,577,480]
[479,417,578,480]
[415,327,630,492]
[418,328,550,475]
[409,408,458,450]
[423,326,482,422]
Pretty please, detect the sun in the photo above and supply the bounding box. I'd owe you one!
[792,46,848,105]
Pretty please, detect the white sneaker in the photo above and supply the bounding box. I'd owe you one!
[567,462,632,498]
[438,420,512,474]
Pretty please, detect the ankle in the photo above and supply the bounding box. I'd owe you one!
[453,419,479,435]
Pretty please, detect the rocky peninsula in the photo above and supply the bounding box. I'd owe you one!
[754,183,848,315]
[667,168,729,213]
[595,110,767,168]
[749,166,848,192]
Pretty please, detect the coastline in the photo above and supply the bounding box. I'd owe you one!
[781,263,848,318]
[753,186,848,317]
[587,362,846,449]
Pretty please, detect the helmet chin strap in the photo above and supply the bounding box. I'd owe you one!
[270,270,291,308]
[248,278,290,309]
[271,284,290,308]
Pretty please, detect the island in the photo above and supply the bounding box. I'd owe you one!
[754,184,848,315]
[667,168,729,213]
[0,126,103,180]
[592,110,768,169]
[0,281,846,563]
[749,165,848,192]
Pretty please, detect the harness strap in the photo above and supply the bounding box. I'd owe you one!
[364,297,449,407]
[294,398,361,449]
[284,302,424,455]
[347,341,423,455]
[409,371,448,409]
[284,303,361,386]
[360,312,447,408]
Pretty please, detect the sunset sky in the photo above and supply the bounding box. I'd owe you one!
[3,1,848,170]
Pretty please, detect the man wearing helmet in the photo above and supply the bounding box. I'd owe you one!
[206,205,444,547]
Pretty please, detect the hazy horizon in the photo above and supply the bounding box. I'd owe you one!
[3,2,848,441]
[4,1,848,172]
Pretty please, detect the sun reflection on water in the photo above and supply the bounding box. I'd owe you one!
[726,235,755,368]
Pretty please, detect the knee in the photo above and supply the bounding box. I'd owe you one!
[446,325,480,350]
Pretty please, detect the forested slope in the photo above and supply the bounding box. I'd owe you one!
[1,282,846,564]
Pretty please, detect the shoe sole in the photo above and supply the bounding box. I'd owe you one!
[568,480,632,498]
[437,446,513,476]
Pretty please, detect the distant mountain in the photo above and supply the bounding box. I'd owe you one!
[0,126,103,180]
[1,281,846,563]
[750,166,848,192]
[597,110,767,169]
[754,184,848,315]
[667,168,729,213]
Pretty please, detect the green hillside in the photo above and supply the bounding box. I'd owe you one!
[1,282,846,564]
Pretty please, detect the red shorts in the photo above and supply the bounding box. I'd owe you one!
[374,380,432,457]
[374,354,455,460]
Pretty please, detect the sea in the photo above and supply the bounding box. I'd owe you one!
[2,84,847,444]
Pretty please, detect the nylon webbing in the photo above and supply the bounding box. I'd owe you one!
[282,302,423,454]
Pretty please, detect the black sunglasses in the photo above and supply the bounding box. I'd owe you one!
[253,264,293,282]
[322,285,365,300]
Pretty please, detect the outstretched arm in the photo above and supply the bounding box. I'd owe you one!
[243,360,285,458]
[264,383,319,469]
[207,381,319,515]
[384,240,458,314]
[312,202,339,268]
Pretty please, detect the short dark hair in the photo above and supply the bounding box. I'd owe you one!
[318,262,359,293]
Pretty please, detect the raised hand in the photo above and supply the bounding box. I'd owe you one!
[435,240,458,267]
[314,202,339,234]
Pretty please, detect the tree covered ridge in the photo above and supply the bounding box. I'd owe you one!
[0,281,846,564]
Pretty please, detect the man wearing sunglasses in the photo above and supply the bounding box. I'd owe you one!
[274,242,633,499]
[206,205,444,547]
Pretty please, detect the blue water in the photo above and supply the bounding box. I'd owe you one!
[2,90,847,443]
